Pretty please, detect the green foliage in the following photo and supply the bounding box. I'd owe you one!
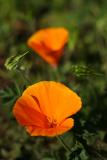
[5,51,29,70]
[62,63,103,78]
[0,82,22,109]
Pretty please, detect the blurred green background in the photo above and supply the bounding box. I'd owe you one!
[0,0,107,159]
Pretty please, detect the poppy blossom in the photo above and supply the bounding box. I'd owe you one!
[13,81,82,137]
[27,28,69,67]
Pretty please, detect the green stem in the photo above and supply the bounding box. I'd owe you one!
[17,69,30,86]
[53,67,61,81]
[57,136,72,153]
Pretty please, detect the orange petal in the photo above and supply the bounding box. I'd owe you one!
[26,118,74,137]
[44,28,69,51]
[23,81,82,123]
[13,95,48,127]
[27,28,68,66]
[28,28,68,51]
[28,31,50,59]
[28,40,62,66]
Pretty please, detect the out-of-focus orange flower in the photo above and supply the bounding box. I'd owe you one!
[13,81,82,137]
[27,28,69,67]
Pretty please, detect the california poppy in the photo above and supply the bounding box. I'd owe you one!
[13,81,82,137]
[27,28,69,67]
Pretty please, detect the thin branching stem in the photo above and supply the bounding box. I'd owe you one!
[57,135,73,153]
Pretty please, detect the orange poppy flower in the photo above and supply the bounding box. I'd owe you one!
[27,28,69,67]
[13,81,82,137]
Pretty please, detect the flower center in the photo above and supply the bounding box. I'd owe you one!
[47,117,57,128]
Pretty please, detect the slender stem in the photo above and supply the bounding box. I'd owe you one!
[17,69,30,86]
[53,67,61,81]
[57,136,72,153]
